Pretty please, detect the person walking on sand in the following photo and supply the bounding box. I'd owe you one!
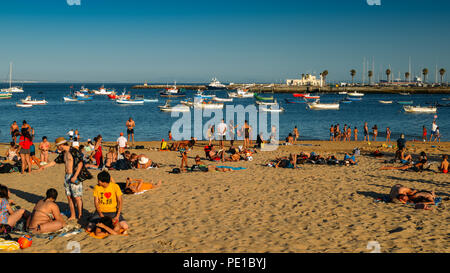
[217,119,227,149]
[293,126,299,143]
[126,117,136,145]
[116,132,127,154]
[39,137,91,221]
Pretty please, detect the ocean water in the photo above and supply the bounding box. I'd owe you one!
[1,83,449,143]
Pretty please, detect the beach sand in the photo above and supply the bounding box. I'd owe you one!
[1,140,449,253]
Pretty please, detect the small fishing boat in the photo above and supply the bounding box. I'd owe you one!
[379,100,393,104]
[193,100,224,109]
[21,96,48,105]
[340,99,353,104]
[403,105,437,113]
[397,101,413,105]
[254,94,274,101]
[303,94,320,99]
[345,96,362,101]
[160,101,191,112]
[117,96,144,104]
[94,87,114,95]
[213,97,233,102]
[338,91,348,95]
[143,98,159,102]
[307,100,340,110]
[228,88,254,98]
[259,105,285,112]
[0,92,13,99]
[399,92,411,96]
[347,91,364,97]
[16,103,32,108]
[256,99,278,106]
[63,96,78,102]
[194,90,216,99]
[442,97,450,101]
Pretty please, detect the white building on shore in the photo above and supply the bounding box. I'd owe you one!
[286,73,323,87]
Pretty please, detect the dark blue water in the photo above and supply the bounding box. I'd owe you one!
[0,83,448,142]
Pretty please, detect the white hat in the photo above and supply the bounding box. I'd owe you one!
[139,157,149,165]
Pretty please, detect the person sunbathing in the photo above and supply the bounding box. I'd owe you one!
[136,155,157,169]
[439,155,448,173]
[27,189,65,234]
[408,191,436,210]
[274,154,297,168]
[88,216,121,237]
[124,178,162,194]
[389,184,417,203]
[398,148,413,164]
[343,153,357,165]
[381,151,428,171]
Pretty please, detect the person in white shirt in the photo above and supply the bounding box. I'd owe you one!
[217,119,227,149]
[430,120,438,142]
[67,129,74,141]
[117,132,128,154]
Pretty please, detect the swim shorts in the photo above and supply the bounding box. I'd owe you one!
[127,129,134,135]
[64,174,83,198]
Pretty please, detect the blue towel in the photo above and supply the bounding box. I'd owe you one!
[216,166,246,170]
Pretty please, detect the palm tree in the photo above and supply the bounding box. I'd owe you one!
[385,69,391,83]
[368,70,373,85]
[422,68,428,83]
[322,70,328,86]
[439,68,446,84]
[350,69,356,84]
[405,72,410,82]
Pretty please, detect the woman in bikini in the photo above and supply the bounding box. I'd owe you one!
[93,135,103,168]
[39,136,50,165]
[27,188,65,234]
[439,155,448,173]
[105,146,118,169]
[124,178,162,194]
[243,121,251,148]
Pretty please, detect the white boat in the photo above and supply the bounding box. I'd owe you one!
[160,101,190,112]
[259,105,285,112]
[399,92,411,96]
[379,100,393,104]
[307,100,340,110]
[256,99,278,106]
[16,103,32,108]
[338,91,348,95]
[94,86,113,95]
[1,63,24,93]
[347,91,364,97]
[228,88,254,98]
[117,98,144,104]
[63,96,78,102]
[21,96,48,105]
[403,105,437,113]
[144,98,159,102]
[213,97,233,102]
[207,78,226,90]
[193,101,224,109]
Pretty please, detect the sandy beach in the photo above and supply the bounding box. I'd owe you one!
[1,140,448,253]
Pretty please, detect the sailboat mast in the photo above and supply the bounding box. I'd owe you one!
[9,62,12,88]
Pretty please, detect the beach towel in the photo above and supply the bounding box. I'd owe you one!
[216,166,247,170]
[0,238,20,251]
[11,224,83,241]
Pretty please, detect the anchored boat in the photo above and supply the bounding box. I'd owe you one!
[307,100,340,110]
[403,105,437,113]
[21,96,48,105]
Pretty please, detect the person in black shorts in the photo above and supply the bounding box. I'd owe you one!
[126,118,135,145]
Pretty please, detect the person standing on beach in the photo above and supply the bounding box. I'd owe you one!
[422,126,427,142]
[386,127,391,143]
[329,125,334,141]
[372,125,378,141]
[243,120,252,148]
[293,126,299,143]
[217,119,227,149]
[10,121,20,144]
[18,129,33,174]
[39,136,50,165]
[39,137,91,221]
[363,122,369,142]
[67,129,74,141]
[116,132,127,154]
[347,126,352,141]
[354,127,358,141]
[126,118,135,145]
[228,120,237,147]
[430,120,438,142]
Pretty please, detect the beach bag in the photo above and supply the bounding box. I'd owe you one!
[78,165,93,182]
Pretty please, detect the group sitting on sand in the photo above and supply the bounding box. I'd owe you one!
[267,151,358,168]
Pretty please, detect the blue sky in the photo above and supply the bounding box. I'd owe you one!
[0,0,449,83]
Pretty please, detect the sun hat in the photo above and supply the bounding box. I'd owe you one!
[55,137,67,146]
[139,157,149,165]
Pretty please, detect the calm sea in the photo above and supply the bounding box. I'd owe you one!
[1,83,448,143]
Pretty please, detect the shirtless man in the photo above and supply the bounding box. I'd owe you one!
[10,121,20,144]
[27,189,65,234]
[126,118,135,144]
[21,120,31,135]
[439,155,448,173]
[39,136,50,164]
[363,122,369,142]
[39,137,86,221]
[389,184,417,203]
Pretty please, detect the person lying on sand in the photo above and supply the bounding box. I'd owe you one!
[439,155,448,173]
[389,184,418,204]
[409,191,437,210]
[381,151,427,171]
[274,154,297,169]
[395,147,412,164]
[343,153,357,165]
[27,188,65,234]
[88,216,121,237]
[124,178,162,194]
